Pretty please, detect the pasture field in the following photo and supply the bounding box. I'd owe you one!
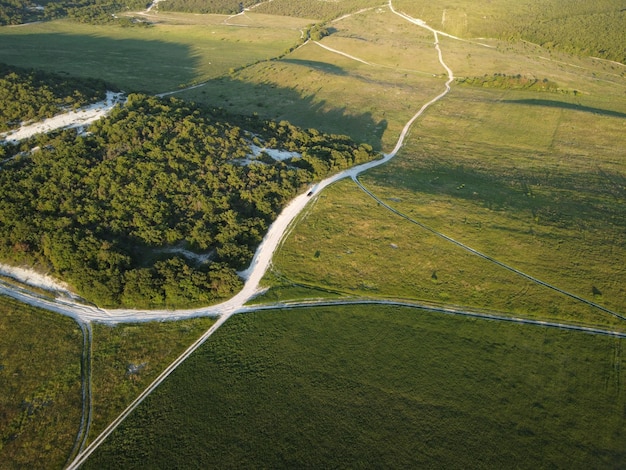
[88,317,216,443]
[257,8,626,329]
[84,306,626,468]
[393,0,626,63]
[179,6,447,150]
[268,180,624,331]
[363,84,626,314]
[0,14,305,93]
[0,292,215,466]
[0,295,82,469]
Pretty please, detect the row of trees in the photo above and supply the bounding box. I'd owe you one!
[0,63,109,131]
[159,0,258,15]
[0,93,378,308]
[456,74,562,93]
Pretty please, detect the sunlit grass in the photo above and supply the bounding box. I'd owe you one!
[0,295,82,469]
[267,179,624,330]
[0,16,304,93]
[84,306,626,468]
[88,316,216,443]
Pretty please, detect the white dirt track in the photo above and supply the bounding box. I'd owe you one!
[0,92,124,144]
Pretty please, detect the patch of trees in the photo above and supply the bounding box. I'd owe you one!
[0,0,148,26]
[0,0,41,25]
[456,74,563,93]
[47,0,148,24]
[159,0,259,15]
[0,93,378,308]
[513,10,626,63]
[0,63,109,132]
[252,0,381,21]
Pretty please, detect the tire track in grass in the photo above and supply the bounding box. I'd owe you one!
[352,177,626,323]
[239,299,626,339]
[64,321,92,467]
[65,312,231,470]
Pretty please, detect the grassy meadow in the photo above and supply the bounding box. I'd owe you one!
[84,306,626,468]
[0,295,82,469]
[88,317,216,443]
[179,6,448,150]
[393,0,626,63]
[268,180,625,331]
[0,291,215,467]
[0,14,306,94]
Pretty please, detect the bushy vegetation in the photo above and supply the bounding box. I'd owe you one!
[0,295,82,469]
[159,0,382,19]
[0,0,41,25]
[84,306,626,468]
[253,0,382,21]
[394,0,626,63]
[0,92,377,308]
[457,73,562,92]
[0,63,109,132]
[159,0,258,15]
[0,0,148,26]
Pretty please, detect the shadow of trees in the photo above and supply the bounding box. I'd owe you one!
[0,32,200,94]
[503,99,626,119]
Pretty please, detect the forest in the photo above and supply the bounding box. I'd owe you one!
[0,63,109,132]
[159,0,383,20]
[0,93,378,308]
[158,0,258,15]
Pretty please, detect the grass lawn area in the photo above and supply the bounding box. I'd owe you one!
[267,179,624,331]
[83,305,626,468]
[0,295,82,469]
[180,6,448,151]
[88,316,216,443]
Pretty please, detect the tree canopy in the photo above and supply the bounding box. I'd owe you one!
[0,92,378,308]
[0,63,110,132]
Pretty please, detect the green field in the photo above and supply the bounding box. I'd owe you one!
[89,317,216,443]
[0,14,306,93]
[0,292,215,467]
[179,6,447,150]
[84,306,626,468]
[0,296,82,469]
[268,180,625,331]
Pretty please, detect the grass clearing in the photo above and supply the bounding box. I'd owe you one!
[0,295,82,469]
[359,84,625,314]
[179,7,448,150]
[268,180,624,330]
[88,316,216,443]
[84,305,626,468]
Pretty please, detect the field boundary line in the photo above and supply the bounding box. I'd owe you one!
[242,299,626,338]
[65,312,233,469]
[352,177,626,323]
